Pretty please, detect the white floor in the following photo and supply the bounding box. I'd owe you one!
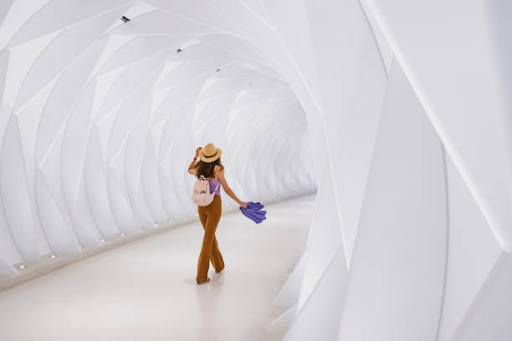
[0,194,315,341]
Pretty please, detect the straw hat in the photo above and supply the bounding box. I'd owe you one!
[199,143,222,163]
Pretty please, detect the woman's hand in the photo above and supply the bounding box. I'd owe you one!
[239,201,248,208]
[195,147,202,158]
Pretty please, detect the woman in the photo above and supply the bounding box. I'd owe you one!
[188,143,248,285]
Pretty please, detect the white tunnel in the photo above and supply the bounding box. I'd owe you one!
[0,0,512,340]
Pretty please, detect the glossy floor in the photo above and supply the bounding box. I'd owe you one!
[0,194,315,341]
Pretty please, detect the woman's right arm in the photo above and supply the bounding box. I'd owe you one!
[188,147,202,175]
[216,168,247,208]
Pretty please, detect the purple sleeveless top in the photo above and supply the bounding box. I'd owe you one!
[208,179,221,196]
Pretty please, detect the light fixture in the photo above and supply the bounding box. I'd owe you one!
[78,246,83,250]
[154,223,158,227]
[121,16,130,23]
[216,68,221,72]
[177,48,182,53]
[100,238,105,242]
[49,254,57,259]
[119,233,125,236]
[17,264,26,269]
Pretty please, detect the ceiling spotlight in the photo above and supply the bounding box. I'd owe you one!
[100,238,105,242]
[78,246,83,250]
[49,254,57,259]
[121,16,130,23]
[119,233,125,236]
[17,264,26,269]
[169,219,174,223]
[154,223,158,227]
[216,68,221,72]
[176,48,182,53]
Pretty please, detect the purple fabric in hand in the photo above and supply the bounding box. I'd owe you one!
[239,201,266,224]
[247,202,264,210]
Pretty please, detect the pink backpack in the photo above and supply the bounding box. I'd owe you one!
[191,175,220,206]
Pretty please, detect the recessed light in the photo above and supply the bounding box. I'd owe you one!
[18,264,26,269]
[49,254,57,259]
[120,233,125,236]
[100,238,105,242]
[78,246,83,250]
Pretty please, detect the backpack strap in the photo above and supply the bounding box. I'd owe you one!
[199,174,220,191]
[213,179,220,191]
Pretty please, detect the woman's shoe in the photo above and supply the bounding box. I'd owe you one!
[196,277,210,285]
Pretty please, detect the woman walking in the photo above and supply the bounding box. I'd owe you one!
[188,143,247,285]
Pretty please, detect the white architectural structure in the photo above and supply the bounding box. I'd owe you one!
[0,1,511,340]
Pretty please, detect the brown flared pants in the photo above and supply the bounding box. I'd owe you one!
[196,195,225,283]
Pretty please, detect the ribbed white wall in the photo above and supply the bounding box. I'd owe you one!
[1,1,512,340]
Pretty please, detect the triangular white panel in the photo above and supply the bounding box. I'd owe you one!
[365,0,512,252]
[337,59,446,341]
[296,165,344,311]
[452,252,512,341]
[15,7,127,109]
[0,193,23,265]
[61,81,96,208]
[0,0,28,50]
[35,171,79,253]
[71,173,103,247]
[107,166,142,234]
[283,246,348,341]
[142,136,170,223]
[85,128,120,237]
[3,31,59,108]
[36,37,107,163]
[0,118,39,261]
[305,0,387,267]
[437,153,503,341]
[272,304,298,327]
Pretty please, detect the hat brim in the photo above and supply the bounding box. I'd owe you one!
[199,148,222,162]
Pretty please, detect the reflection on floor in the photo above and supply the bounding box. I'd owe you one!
[0,194,316,341]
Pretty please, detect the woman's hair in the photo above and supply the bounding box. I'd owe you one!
[195,158,224,179]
